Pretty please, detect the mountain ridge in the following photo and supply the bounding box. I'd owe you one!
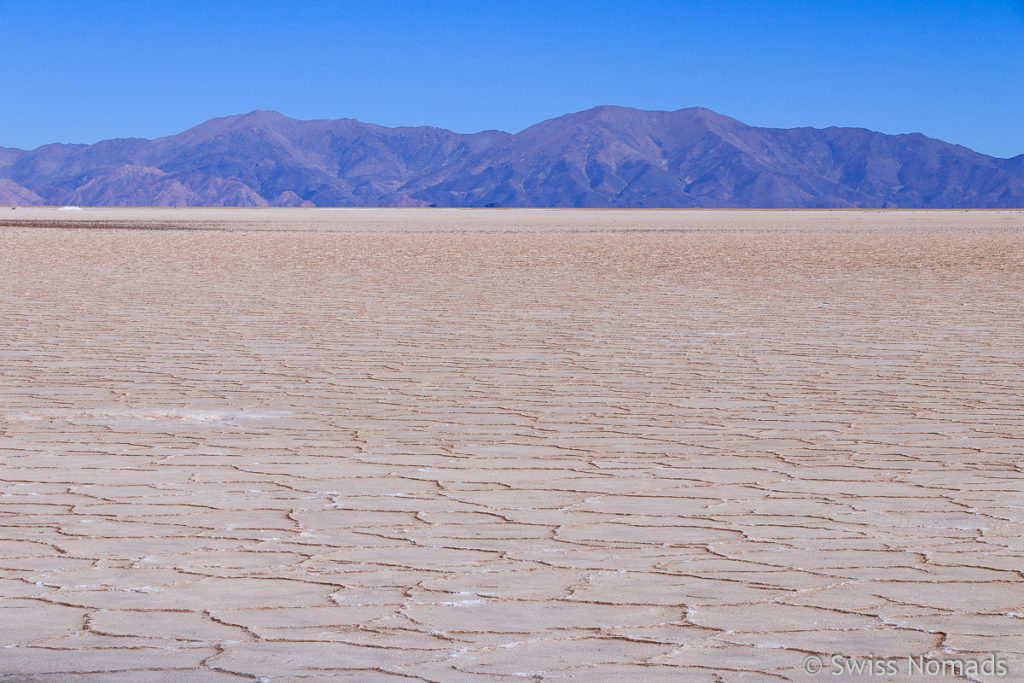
[1,106,1022,208]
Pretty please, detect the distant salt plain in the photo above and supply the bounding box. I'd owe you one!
[1,208,1022,680]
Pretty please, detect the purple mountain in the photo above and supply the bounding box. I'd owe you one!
[1,106,1022,207]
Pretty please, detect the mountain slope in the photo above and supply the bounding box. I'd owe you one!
[1,107,1021,207]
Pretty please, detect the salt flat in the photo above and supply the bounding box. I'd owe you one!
[0,208,1022,681]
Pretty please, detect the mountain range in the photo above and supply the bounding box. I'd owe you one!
[1,106,1022,208]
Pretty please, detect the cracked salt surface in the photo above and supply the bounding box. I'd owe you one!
[0,208,1022,680]
[2,408,290,424]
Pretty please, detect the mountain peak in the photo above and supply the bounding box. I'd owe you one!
[231,109,292,125]
[170,109,294,143]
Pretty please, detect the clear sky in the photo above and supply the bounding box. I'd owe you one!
[1,0,1022,158]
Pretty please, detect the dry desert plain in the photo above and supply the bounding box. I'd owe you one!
[0,208,1023,681]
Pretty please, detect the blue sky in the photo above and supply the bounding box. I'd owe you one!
[1,0,1022,157]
